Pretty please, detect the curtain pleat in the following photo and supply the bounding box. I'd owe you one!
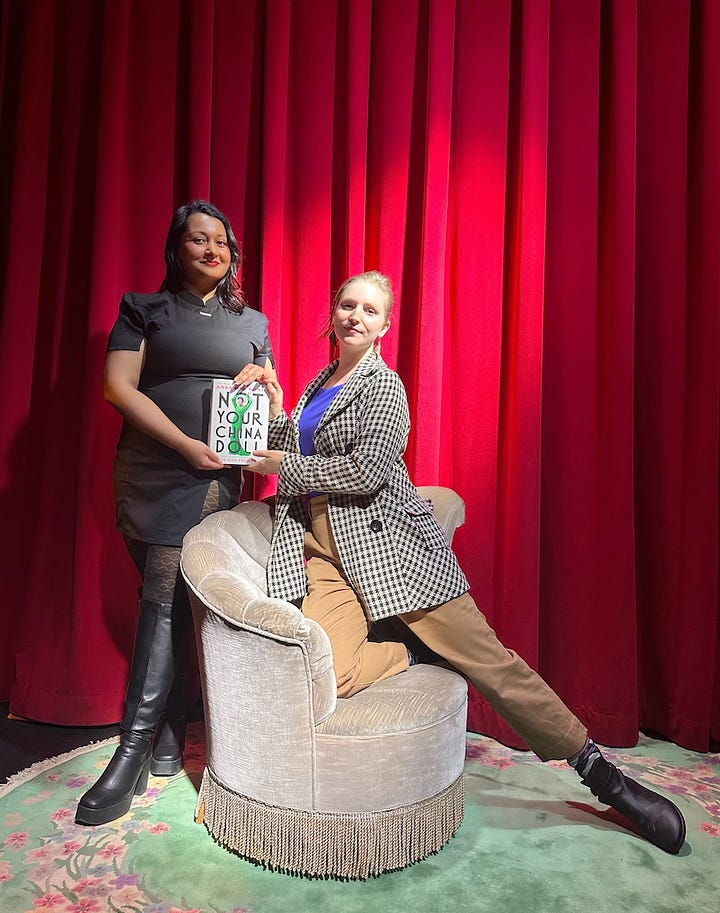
[541,0,640,743]
[0,0,717,751]
[634,0,719,749]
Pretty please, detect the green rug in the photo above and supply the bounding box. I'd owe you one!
[1,724,717,913]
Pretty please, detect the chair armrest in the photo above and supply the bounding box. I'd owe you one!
[416,486,466,545]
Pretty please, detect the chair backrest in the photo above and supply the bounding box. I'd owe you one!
[181,503,338,806]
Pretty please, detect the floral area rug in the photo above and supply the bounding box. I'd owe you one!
[1,724,718,913]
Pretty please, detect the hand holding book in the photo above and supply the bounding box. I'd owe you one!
[207,379,270,465]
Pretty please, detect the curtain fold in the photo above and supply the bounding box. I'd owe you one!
[633,0,720,749]
[1,0,717,752]
[540,0,639,743]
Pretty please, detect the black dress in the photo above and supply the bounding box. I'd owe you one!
[106,289,274,546]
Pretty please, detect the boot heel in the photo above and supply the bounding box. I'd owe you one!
[75,735,152,826]
[151,716,187,777]
[150,755,183,777]
[135,757,151,796]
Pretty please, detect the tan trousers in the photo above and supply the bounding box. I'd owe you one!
[303,497,587,762]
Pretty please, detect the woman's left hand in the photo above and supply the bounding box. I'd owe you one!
[233,363,275,388]
[244,450,285,475]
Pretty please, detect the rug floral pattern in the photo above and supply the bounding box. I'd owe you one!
[1,729,718,913]
[1,735,211,913]
[465,737,720,835]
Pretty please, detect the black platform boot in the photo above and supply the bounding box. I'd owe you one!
[75,599,176,825]
[150,672,189,776]
[580,751,686,854]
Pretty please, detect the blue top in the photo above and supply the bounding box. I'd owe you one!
[298,384,344,455]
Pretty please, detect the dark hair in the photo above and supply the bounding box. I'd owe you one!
[159,200,246,313]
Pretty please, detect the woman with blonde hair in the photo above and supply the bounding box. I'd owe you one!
[246,270,685,855]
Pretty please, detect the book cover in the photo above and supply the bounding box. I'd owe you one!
[208,379,269,465]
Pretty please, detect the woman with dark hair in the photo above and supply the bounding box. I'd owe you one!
[76,200,274,825]
[245,269,686,855]
[159,200,245,311]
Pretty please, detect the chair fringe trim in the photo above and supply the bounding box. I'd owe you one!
[196,766,465,880]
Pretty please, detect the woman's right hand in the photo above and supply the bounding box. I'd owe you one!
[105,349,226,467]
[178,437,225,470]
[263,379,284,420]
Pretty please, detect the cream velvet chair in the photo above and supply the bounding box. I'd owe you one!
[181,487,469,879]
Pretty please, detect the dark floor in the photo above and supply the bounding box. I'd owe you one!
[0,703,119,784]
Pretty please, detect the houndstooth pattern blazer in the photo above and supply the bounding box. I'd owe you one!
[266,352,469,621]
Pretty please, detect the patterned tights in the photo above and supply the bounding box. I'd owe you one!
[122,481,221,602]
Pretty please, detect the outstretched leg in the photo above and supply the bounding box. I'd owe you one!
[400,593,586,759]
[399,593,685,854]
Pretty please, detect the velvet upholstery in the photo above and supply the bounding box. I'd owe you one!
[181,487,469,878]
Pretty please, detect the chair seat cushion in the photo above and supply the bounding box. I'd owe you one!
[314,664,468,813]
[318,664,467,736]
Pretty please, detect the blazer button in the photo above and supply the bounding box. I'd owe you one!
[370,519,383,533]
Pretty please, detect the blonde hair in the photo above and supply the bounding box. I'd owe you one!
[323,270,394,345]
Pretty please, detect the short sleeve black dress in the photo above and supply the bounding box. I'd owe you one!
[106,289,274,547]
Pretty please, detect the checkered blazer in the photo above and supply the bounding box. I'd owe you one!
[266,352,469,621]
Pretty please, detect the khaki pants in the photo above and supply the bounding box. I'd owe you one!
[303,496,587,761]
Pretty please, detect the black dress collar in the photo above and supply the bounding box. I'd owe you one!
[179,289,220,316]
[179,289,219,306]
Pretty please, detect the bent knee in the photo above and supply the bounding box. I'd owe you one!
[335,663,367,699]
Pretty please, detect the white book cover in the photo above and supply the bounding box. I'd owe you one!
[208,379,269,465]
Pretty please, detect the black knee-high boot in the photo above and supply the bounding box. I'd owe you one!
[75,599,176,825]
[150,581,194,776]
[150,671,189,776]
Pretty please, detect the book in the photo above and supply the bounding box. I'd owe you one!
[208,379,269,465]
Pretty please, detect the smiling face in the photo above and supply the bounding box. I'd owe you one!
[177,212,231,298]
[332,279,391,353]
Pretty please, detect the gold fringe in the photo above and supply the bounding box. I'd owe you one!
[197,766,464,880]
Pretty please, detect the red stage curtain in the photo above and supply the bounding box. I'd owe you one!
[0,0,717,752]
